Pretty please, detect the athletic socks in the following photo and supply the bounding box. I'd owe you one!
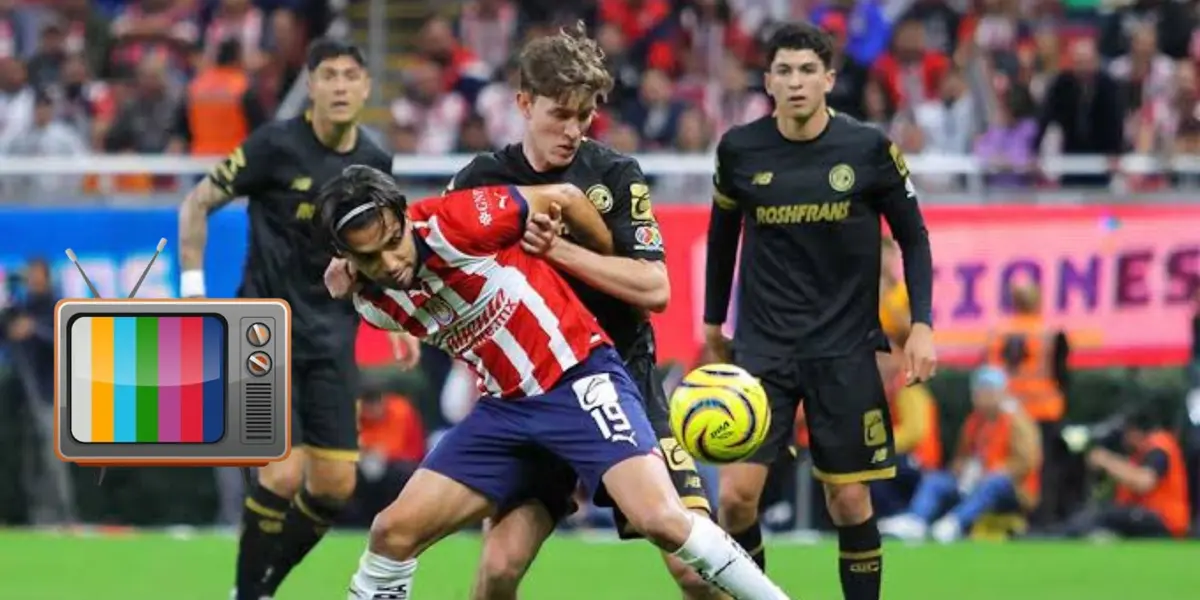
[260,488,345,595]
[837,517,883,600]
[673,515,790,600]
[348,551,417,599]
[234,485,290,600]
[729,520,767,571]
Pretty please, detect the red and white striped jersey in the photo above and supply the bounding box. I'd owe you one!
[353,185,610,398]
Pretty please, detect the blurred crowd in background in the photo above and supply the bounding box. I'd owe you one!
[2,0,1200,197]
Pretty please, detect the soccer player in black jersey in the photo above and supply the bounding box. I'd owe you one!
[705,23,936,600]
[448,25,721,600]
[177,39,408,600]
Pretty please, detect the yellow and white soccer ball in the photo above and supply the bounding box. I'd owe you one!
[668,363,771,464]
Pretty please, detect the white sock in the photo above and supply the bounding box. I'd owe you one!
[673,515,792,600]
[347,550,417,600]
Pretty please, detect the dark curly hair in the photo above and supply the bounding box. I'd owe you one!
[765,22,834,69]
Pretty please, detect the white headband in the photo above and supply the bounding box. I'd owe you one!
[335,202,378,232]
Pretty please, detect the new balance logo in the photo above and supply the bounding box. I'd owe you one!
[372,583,409,599]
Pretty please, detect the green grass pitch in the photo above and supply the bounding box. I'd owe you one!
[3,530,1198,599]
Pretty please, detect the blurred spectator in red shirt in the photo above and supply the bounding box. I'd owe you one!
[201,0,266,72]
[456,0,520,76]
[871,18,951,114]
[622,68,687,149]
[418,16,491,103]
[596,0,674,72]
[390,58,468,155]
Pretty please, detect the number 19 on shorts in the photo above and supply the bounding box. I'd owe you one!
[572,374,636,446]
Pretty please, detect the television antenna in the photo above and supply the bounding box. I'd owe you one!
[64,239,167,485]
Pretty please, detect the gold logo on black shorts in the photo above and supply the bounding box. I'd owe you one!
[863,409,887,447]
[659,438,697,472]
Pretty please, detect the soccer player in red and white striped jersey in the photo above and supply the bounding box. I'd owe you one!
[318,165,790,600]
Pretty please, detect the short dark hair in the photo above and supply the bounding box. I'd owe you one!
[216,38,242,67]
[305,38,367,72]
[765,22,834,68]
[316,165,407,253]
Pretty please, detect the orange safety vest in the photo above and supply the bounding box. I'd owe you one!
[1115,432,1191,538]
[187,67,250,156]
[960,408,1041,509]
[885,372,943,469]
[986,315,1065,423]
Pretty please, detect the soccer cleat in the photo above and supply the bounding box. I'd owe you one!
[879,514,926,541]
[931,517,962,544]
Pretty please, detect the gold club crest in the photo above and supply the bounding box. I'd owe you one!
[829,164,855,193]
[586,184,614,213]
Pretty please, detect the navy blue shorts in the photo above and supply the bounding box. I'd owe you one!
[421,346,658,516]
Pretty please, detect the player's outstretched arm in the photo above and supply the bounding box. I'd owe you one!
[515,183,613,255]
[178,131,273,297]
[178,177,235,296]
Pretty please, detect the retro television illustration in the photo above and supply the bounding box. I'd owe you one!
[53,240,291,466]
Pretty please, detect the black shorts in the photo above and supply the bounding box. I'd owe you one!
[290,357,360,461]
[608,354,711,539]
[738,348,896,485]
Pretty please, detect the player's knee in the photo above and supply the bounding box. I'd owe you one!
[717,478,762,530]
[368,506,422,560]
[305,458,358,501]
[824,482,873,525]
[475,543,532,595]
[258,460,304,498]
[626,501,694,549]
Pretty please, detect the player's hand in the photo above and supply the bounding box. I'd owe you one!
[521,202,563,256]
[324,258,360,299]
[903,322,937,385]
[389,330,421,370]
[703,323,732,363]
